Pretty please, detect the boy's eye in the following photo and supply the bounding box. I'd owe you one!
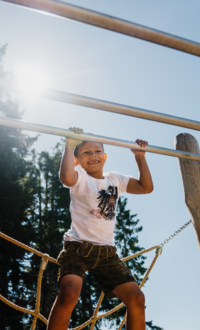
[83,151,89,154]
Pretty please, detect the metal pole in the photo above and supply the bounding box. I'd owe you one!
[2,0,200,57]
[1,117,200,161]
[1,80,200,131]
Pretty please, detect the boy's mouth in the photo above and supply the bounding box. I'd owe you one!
[88,160,100,165]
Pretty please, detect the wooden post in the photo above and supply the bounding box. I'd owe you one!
[175,133,200,253]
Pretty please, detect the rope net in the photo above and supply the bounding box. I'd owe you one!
[0,230,161,330]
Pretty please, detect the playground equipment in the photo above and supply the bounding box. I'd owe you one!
[0,1,200,329]
[0,221,192,330]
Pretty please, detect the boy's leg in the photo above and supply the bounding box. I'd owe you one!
[113,282,145,330]
[47,274,83,330]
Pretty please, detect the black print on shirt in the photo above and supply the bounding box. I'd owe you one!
[97,185,118,220]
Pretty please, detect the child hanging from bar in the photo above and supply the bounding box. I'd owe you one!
[47,127,153,330]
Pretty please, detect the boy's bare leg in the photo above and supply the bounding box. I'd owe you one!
[47,274,83,330]
[113,282,145,330]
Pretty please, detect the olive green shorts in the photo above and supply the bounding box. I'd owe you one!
[57,241,136,299]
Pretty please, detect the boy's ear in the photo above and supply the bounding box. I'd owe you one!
[104,153,107,162]
[74,157,79,166]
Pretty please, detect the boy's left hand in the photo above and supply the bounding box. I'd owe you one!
[131,139,148,156]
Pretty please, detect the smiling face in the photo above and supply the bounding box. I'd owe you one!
[74,141,107,178]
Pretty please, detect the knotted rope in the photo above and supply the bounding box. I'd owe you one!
[0,230,161,329]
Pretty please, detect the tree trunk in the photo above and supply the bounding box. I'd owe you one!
[175,133,200,253]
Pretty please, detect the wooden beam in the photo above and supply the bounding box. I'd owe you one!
[175,133,200,253]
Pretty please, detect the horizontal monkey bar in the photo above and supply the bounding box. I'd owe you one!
[1,80,200,131]
[1,117,200,161]
[1,0,200,56]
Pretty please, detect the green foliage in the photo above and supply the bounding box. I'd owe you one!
[115,197,147,283]
[0,44,38,330]
[28,144,72,328]
[146,321,164,330]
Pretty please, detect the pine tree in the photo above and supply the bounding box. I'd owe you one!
[0,44,38,329]
[25,143,72,329]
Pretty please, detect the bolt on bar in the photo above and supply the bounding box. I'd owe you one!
[1,117,200,161]
[2,0,200,57]
[1,80,200,131]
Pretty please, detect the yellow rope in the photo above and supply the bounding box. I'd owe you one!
[117,252,160,330]
[70,248,162,330]
[122,245,161,262]
[118,313,127,330]
[0,293,47,324]
[0,231,161,330]
[0,231,59,265]
[90,292,105,330]
[31,263,48,330]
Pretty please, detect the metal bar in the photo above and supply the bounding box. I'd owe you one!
[2,0,200,56]
[1,80,200,131]
[1,117,200,161]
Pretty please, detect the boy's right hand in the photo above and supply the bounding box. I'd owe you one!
[66,127,83,149]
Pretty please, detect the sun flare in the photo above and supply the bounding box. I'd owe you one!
[14,65,48,95]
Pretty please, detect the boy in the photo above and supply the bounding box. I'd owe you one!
[47,127,153,330]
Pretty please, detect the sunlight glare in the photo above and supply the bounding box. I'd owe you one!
[15,65,48,95]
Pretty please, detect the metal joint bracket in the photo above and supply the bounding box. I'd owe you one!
[40,254,49,270]
[156,247,162,256]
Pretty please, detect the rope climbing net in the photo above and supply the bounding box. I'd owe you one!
[0,219,192,330]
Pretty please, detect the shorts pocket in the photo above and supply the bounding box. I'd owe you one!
[76,243,94,258]
[107,246,117,259]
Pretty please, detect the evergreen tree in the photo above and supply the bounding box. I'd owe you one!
[146,321,164,330]
[115,197,147,283]
[26,143,71,329]
[0,44,38,329]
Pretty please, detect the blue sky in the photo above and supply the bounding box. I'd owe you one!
[0,0,200,329]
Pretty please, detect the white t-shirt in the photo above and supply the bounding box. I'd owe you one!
[63,166,131,246]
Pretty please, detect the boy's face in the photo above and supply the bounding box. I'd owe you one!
[74,142,107,174]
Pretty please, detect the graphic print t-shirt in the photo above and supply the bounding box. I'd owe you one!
[64,166,131,246]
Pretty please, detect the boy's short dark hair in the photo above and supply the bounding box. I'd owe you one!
[74,141,104,158]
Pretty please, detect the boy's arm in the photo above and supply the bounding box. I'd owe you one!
[127,139,153,194]
[59,128,83,187]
